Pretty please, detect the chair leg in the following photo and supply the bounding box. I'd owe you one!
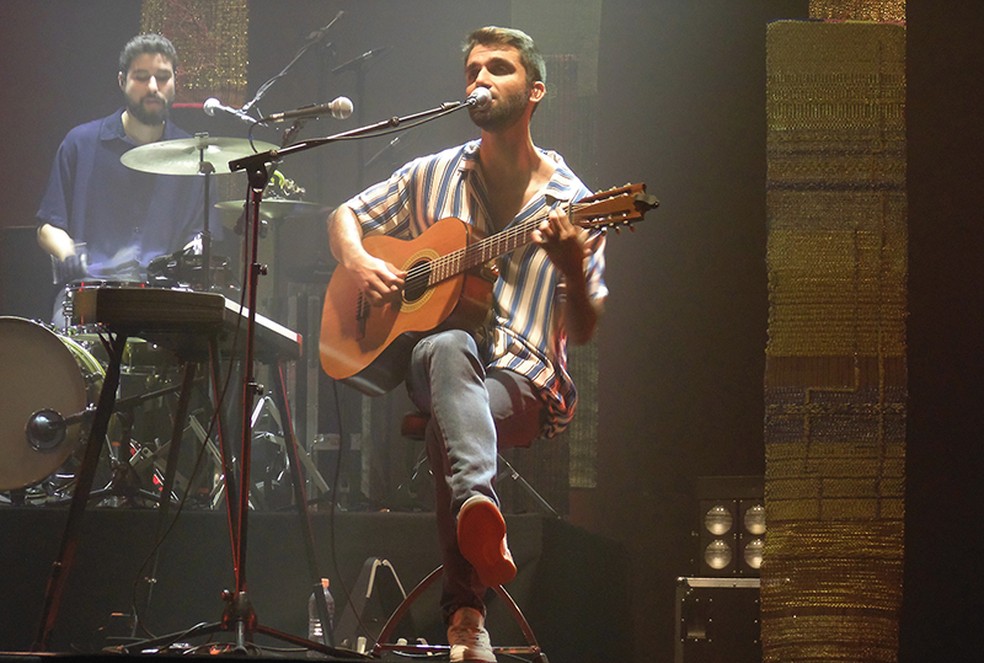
[492,583,541,649]
[371,564,546,661]
[371,565,444,654]
[496,452,560,518]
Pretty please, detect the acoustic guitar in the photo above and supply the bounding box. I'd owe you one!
[319,183,658,396]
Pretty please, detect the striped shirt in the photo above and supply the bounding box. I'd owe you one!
[346,139,607,438]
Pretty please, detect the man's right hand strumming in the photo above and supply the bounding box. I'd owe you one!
[328,204,406,305]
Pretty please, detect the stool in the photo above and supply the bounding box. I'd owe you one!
[375,412,550,662]
[400,411,560,518]
[371,565,548,663]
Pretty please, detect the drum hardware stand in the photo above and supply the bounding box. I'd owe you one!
[108,377,196,509]
[249,393,332,510]
[27,377,191,508]
[246,394,285,511]
[196,134,216,293]
[133,356,239,634]
[394,446,559,518]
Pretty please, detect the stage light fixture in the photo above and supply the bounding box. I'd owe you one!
[695,476,765,577]
[704,538,733,570]
[704,504,733,536]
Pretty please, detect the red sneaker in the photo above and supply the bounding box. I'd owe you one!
[456,495,517,587]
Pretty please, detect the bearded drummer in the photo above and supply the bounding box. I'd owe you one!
[36,33,212,328]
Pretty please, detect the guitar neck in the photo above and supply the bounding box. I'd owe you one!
[405,183,655,292]
[422,203,590,286]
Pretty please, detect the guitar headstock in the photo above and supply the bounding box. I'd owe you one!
[573,183,659,232]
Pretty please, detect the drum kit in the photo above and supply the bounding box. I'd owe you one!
[0,133,328,505]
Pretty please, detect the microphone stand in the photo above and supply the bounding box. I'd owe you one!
[214,98,473,653]
[240,11,343,117]
[228,97,472,176]
[331,46,389,189]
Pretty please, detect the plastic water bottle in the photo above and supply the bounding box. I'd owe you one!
[307,578,335,650]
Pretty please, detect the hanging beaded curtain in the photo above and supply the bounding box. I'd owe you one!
[140,0,249,107]
[763,14,906,663]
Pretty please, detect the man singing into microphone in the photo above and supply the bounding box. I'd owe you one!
[328,26,607,662]
[36,33,210,327]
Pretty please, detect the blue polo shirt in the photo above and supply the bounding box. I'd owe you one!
[37,109,211,280]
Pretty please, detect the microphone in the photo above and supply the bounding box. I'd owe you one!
[465,87,492,110]
[258,96,354,123]
[203,97,257,125]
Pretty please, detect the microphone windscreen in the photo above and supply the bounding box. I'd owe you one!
[332,96,354,119]
[468,87,492,109]
[202,97,222,116]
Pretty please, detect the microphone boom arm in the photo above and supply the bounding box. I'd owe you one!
[241,10,344,114]
[228,96,473,174]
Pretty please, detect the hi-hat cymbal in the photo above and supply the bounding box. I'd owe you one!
[214,198,329,222]
[121,136,279,175]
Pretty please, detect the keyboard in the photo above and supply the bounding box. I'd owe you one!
[69,286,302,362]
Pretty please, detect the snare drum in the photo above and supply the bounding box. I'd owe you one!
[0,316,104,491]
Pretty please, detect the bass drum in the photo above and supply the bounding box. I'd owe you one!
[0,316,104,491]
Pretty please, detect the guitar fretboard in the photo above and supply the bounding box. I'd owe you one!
[405,203,587,291]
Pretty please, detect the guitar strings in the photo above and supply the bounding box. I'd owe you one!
[400,213,541,292]
[400,194,617,292]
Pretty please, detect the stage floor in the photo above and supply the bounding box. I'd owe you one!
[0,508,630,662]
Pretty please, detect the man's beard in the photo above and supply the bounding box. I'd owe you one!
[126,94,170,126]
[469,85,529,132]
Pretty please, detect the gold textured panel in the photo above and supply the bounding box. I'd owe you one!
[141,0,249,106]
[810,0,906,24]
[764,20,905,663]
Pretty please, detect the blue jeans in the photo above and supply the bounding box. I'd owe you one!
[406,329,544,622]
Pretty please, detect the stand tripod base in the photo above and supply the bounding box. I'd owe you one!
[372,565,548,663]
[111,589,370,660]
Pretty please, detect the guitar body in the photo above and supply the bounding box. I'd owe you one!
[319,182,659,396]
[319,217,493,396]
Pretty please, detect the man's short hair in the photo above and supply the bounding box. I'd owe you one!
[118,33,178,76]
[463,26,546,87]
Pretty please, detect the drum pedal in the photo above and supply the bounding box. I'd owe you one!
[128,445,156,474]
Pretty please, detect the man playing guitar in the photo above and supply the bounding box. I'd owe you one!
[326,26,607,663]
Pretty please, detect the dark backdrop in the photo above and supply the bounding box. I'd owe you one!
[904,3,984,662]
[8,2,976,661]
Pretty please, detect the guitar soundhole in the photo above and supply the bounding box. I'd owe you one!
[403,259,432,303]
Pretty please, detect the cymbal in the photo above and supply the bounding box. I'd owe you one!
[214,198,329,222]
[121,136,279,175]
